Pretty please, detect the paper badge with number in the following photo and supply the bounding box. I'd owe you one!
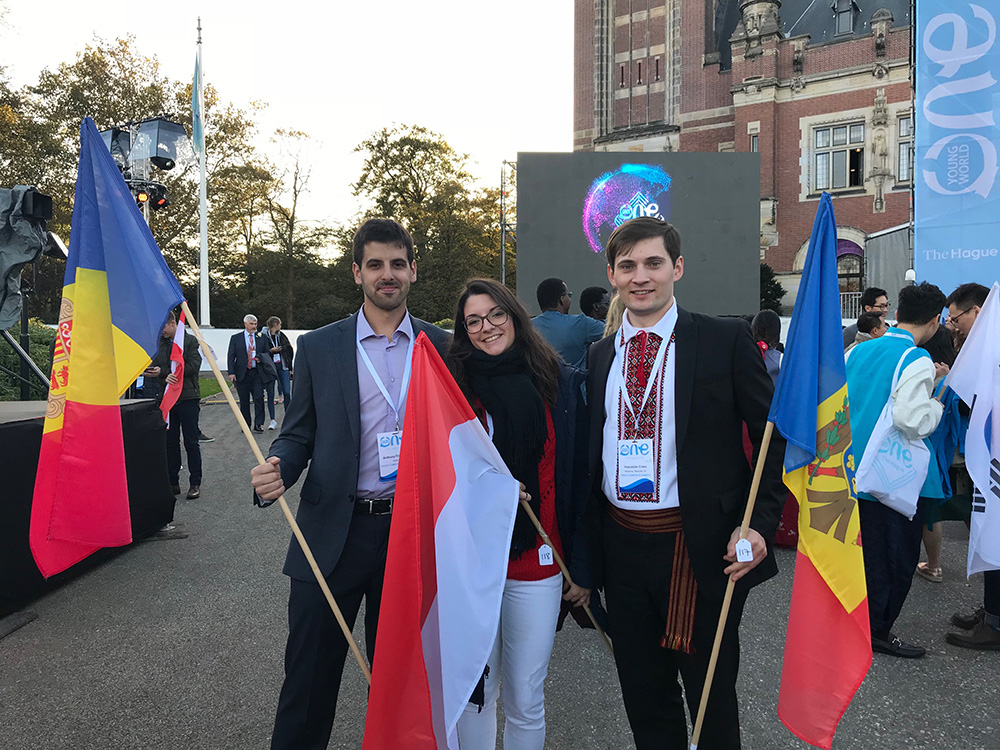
[538,544,554,566]
[734,538,754,563]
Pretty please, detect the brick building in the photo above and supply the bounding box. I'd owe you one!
[574,0,914,309]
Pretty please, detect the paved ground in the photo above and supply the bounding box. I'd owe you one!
[0,400,997,749]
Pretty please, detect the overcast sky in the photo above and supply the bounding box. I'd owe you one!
[1,1,573,228]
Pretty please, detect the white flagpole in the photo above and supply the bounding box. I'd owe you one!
[197,18,211,326]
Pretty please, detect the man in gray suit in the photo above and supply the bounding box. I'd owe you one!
[250,218,450,750]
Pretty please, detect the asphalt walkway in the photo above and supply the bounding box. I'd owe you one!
[0,401,996,749]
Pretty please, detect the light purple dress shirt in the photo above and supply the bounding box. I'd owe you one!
[355,308,413,499]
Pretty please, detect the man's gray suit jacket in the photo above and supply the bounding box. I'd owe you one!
[264,311,450,581]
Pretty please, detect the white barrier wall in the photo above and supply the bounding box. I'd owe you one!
[194,328,310,372]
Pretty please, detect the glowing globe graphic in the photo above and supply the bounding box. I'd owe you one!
[582,164,673,254]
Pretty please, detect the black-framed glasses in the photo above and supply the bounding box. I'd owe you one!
[464,307,509,333]
[563,290,573,299]
[946,307,973,325]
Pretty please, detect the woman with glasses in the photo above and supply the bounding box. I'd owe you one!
[447,278,592,750]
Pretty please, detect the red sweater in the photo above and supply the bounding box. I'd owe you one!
[506,406,563,581]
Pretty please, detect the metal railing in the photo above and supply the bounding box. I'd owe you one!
[840,292,862,320]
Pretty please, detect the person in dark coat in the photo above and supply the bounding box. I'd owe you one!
[447,278,592,750]
[587,218,785,750]
[151,310,203,498]
[249,218,450,750]
[227,314,276,432]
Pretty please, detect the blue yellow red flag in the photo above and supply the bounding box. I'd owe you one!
[769,192,871,749]
[30,118,183,578]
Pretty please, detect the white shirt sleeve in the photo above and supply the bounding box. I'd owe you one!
[891,356,943,440]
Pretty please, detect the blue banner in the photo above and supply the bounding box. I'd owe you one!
[916,1,1000,294]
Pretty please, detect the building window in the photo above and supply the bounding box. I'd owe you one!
[654,58,660,81]
[750,134,759,153]
[620,65,625,88]
[637,61,642,85]
[837,252,863,293]
[897,115,913,183]
[814,123,865,191]
[835,0,857,36]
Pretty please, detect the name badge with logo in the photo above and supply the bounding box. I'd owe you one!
[273,353,281,363]
[617,438,655,495]
[377,431,402,482]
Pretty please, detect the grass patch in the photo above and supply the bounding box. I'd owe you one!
[200,375,225,399]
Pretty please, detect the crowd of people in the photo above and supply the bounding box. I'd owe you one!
[241,215,995,750]
[835,282,997,656]
[227,314,294,433]
[136,311,294,502]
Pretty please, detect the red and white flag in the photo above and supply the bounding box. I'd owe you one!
[159,311,185,424]
[363,332,519,749]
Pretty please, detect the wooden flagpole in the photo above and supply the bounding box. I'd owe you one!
[181,301,372,685]
[517,497,614,656]
[689,420,775,750]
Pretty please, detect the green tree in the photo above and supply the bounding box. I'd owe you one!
[760,262,786,312]
[0,36,278,326]
[263,130,334,328]
[352,124,506,322]
[0,319,54,401]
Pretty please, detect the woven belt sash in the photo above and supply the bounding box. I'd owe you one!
[607,504,697,653]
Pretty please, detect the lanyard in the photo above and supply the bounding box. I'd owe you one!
[356,328,414,431]
[612,329,674,431]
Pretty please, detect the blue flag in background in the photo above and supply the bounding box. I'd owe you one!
[30,117,184,578]
[770,192,851,472]
[192,47,204,155]
[772,192,870,750]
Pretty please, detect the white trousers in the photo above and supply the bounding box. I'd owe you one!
[457,573,563,750]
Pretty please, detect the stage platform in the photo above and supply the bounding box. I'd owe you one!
[0,399,176,618]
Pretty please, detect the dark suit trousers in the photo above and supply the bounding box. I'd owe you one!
[271,513,391,750]
[236,367,265,428]
[858,499,923,639]
[985,571,1000,616]
[166,399,201,486]
[603,516,746,750]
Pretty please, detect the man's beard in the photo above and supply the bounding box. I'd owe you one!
[364,281,407,311]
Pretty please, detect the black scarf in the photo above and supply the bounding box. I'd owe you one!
[464,346,548,558]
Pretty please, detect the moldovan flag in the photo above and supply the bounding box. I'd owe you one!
[160,310,186,424]
[769,193,871,749]
[31,118,184,578]
[944,282,1000,576]
[363,333,519,749]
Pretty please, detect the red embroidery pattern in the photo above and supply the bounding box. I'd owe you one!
[616,330,675,503]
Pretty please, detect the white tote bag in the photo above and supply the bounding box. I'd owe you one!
[854,347,930,520]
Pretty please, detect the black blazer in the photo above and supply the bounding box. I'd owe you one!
[228,330,277,383]
[552,364,593,589]
[266,311,450,581]
[262,329,294,373]
[586,306,786,601]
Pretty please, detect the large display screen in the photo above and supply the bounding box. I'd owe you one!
[516,152,761,316]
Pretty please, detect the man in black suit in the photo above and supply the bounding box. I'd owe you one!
[228,314,268,432]
[250,218,450,750]
[587,217,786,750]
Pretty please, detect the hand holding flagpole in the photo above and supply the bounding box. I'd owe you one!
[181,300,371,684]
[689,421,774,750]
[516,496,614,656]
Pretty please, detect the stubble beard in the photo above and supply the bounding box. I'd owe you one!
[365,282,407,312]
